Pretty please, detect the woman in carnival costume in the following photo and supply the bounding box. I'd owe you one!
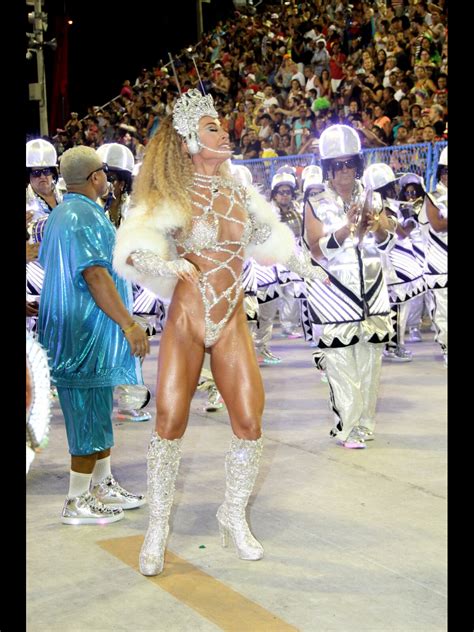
[114,89,327,576]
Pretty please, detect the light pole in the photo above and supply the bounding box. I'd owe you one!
[27,0,50,137]
[196,0,211,40]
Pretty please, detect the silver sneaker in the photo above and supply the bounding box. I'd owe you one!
[116,409,152,422]
[383,346,413,362]
[205,385,224,412]
[357,426,375,441]
[257,348,282,365]
[91,475,146,509]
[337,429,367,449]
[281,329,303,339]
[61,491,124,525]
[407,326,422,343]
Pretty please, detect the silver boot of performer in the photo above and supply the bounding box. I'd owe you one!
[139,433,182,576]
[216,435,264,561]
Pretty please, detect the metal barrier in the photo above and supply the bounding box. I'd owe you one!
[235,154,317,191]
[233,141,447,192]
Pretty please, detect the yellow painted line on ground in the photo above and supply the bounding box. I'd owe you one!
[98,535,298,632]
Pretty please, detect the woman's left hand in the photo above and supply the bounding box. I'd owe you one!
[173,258,201,284]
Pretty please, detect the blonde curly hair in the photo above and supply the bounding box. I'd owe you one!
[131,115,233,229]
[130,115,193,224]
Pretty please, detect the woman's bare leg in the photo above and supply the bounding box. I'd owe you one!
[210,305,265,560]
[154,319,206,439]
[210,306,264,440]
[140,315,205,576]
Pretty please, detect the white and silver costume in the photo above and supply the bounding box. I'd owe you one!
[418,182,448,356]
[303,181,394,442]
[273,198,306,335]
[362,164,426,360]
[26,185,62,331]
[26,331,52,473]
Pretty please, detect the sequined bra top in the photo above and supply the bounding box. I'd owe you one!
[176,174,253,347]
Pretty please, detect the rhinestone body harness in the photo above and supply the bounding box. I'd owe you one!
[180,174,252,347]
[131,174,258,348]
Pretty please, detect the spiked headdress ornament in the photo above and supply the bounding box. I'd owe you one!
[172,89,218,140]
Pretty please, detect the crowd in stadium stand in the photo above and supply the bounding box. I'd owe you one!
[40,0,448,161]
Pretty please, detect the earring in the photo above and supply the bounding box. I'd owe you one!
[187,135,200,155]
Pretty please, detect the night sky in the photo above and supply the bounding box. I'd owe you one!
[26,0,235,135]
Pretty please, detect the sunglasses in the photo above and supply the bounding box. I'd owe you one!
[30,168,54,178]
[276,189,293,195]
[439,166,448,175]
[86,163,109,180]
[331,158,358,172]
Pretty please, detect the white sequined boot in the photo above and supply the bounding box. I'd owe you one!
[216,435,264,561]
[139,433,182,576]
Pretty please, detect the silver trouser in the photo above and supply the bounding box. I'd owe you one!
[358,342,383,431]
[200,352,213,383]
[115,384,150,411]
[247,320,257,342]
[278,284,301,332]
[397,302,410,347]
[254,300,279,349]
[406,294,423,328]
[325,341,384,440]
[244,295,259,321]
[431,287,447,351]
[389,302,410,347]
[406,292,433,328]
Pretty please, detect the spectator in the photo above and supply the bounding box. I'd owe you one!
[244,130,261,159]
[375,49,388,75]
[319,68,333,99]
[382,86,400,120]
[345,99,362,125]
[328,40,346,92]
[286,78,305,108]
[292,105,312,151]
[409,102,423,127]
[262,84,280,109]
[275,55,297,90]
[410,64,437,104]
[393,124,409,145]
[303,65,319,98]
[65,112,82,137]
[337,63,363,113]
[422,125,436,143]
[120,80,133,100]
[256,113,274,141]
[373,103,392,139]
[428,103,445,137]
[394,75,412,101]
[312,37,331,78]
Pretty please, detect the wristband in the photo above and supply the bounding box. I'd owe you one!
[122,321,138,335]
